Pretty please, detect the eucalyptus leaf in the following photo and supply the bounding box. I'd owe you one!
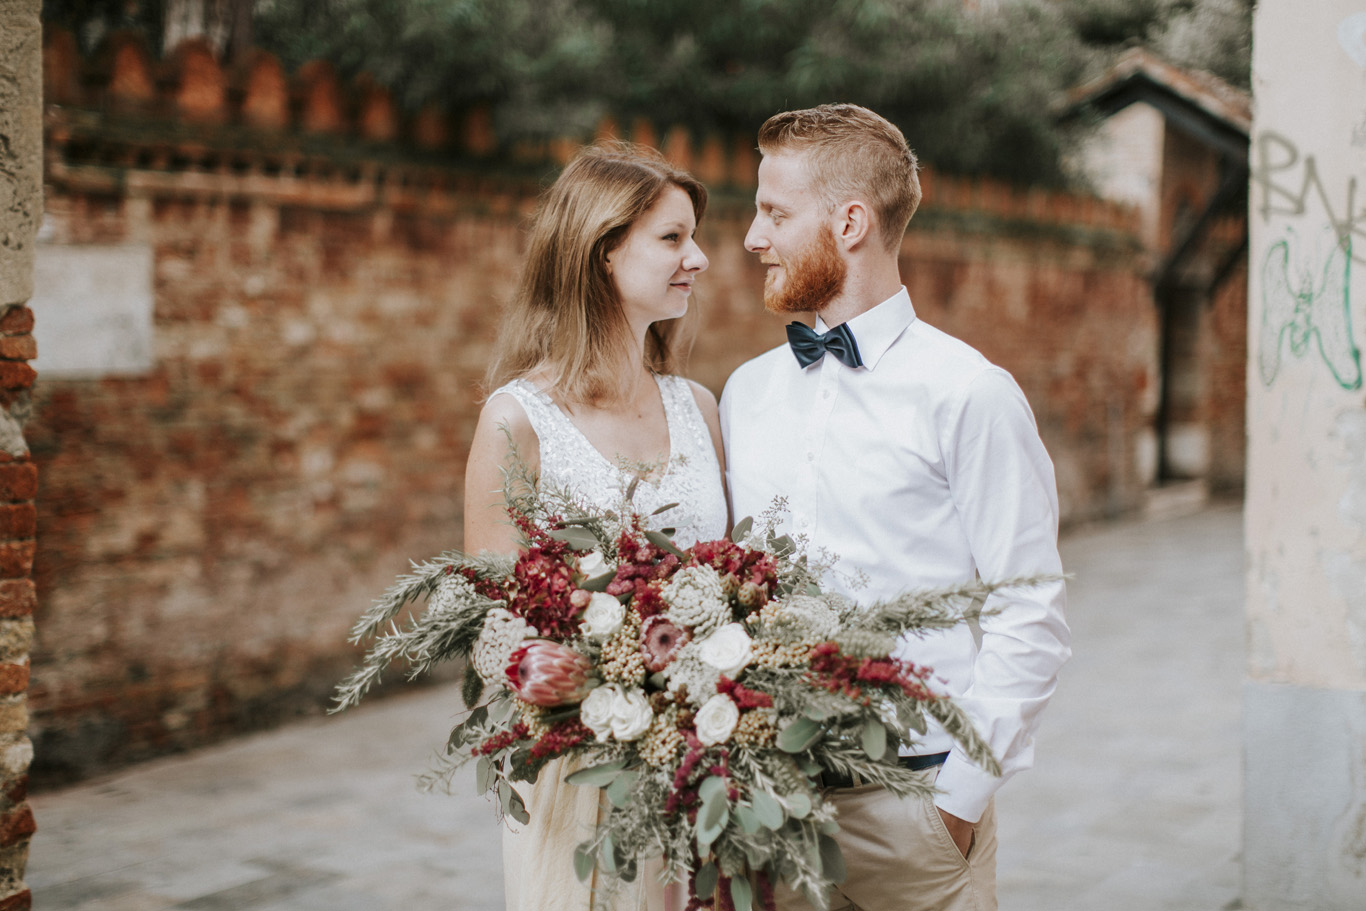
[548,526,600,550]
[497,779,511,812]
[644,530,687,559]
[573,845,595,882]
[579,570,616,592]
[694,861,718,898]
[751,790,785,829]
[651,502,680,516]
[600,834,617,874]
[730,516,754,543]
[565,759,629,787]
[819,834,847,883]
[475,756,493,794]
[730,874,753,911]
[488,697,516,725]
[697,793,729,845]
[606,771,636,808]
[786,791,811,819]
[820,819,841,834]
[862,719,888,761]
[777,716,823,753]
[507,790,530,825]
[698,775,728,804]
[769,534,795,557]
[734,805,761,835]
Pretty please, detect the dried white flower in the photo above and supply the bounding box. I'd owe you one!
[472,608,536,685]
[661,564,730,638]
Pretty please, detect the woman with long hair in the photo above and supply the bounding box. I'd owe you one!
[464,142,727,910]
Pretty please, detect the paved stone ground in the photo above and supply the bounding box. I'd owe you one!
[28,504,1245,911]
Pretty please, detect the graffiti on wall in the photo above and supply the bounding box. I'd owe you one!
[1253,129,1363,389]
[1259,228,1360,389]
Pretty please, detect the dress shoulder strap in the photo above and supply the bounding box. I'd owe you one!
[488,378,565,445]
[657,374,711,454]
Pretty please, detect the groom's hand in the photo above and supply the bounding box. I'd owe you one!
[937,808,974,859]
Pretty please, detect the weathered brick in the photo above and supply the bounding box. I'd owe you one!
[0,509,32,541]
[0,808,33,849]
[0,467,35,504]
[0,889,30,911]
[0,366,32,392]
[0,625,31,665]
[0,703,26,739]
[2,777,25,807]
[0,340,34,363]
[0,545,32,580]
[0,669,26,699]
[0,310,33,337]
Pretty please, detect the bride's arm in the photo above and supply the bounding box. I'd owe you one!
[463,394,540,555]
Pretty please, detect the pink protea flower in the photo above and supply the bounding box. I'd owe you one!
[506,640,593,706]
[640,615,690,672]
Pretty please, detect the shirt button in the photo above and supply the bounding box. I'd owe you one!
[822,389,832,400]
[806,452,815,462]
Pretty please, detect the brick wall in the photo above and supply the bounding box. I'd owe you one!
[0,0,42,906]
[29,29,1158,783]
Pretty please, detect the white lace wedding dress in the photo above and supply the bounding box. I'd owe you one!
[489,373,728,911]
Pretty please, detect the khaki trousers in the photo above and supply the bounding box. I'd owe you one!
[774,768,998,911]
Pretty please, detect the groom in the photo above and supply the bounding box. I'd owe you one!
[719,104,1070,911]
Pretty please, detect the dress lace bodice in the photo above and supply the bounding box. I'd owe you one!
[490,374,727,547]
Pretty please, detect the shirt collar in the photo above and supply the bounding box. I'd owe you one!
[815,286,917,371]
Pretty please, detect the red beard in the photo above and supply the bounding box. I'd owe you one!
[763,226,848,314]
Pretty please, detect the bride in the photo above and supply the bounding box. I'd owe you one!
[463,143,728,910]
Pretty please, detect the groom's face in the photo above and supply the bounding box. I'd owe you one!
[745,152,847,314]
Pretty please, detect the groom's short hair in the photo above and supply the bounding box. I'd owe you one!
[757,104,921,253]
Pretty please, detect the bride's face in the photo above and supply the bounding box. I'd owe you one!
[607,186,708,329]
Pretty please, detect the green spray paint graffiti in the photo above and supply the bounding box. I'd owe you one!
[1259,229,1361,390]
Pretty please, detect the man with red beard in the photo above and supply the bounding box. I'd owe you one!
[719,104,1070,911]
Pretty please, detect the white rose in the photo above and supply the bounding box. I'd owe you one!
[694,694,740,747]
[697,623,753,679]
[580,684,618,741]
[579,592,625,641]
[580,683,653,742]
[609,687,653,742]
[578,550,610,578]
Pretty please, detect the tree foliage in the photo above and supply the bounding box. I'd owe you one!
[44,0,1253,186]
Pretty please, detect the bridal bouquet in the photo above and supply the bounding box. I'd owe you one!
[334,467,1017,910]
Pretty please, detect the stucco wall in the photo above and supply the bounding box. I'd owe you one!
[1245,1,1366,906]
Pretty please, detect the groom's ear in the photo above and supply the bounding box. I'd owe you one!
[834,200,875,252]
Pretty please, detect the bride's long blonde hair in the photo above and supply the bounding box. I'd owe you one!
[484,142,708,405]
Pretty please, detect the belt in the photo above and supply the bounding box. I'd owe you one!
[818,752,950,790]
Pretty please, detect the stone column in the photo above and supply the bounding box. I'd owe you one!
[0,1,40,909]
[1245,2,1366,908]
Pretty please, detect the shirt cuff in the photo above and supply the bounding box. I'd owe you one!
[930,751,1002,824]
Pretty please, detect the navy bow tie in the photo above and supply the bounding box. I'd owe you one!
[786,321,863,369]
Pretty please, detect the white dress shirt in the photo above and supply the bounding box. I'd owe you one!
[719,287,1070,823]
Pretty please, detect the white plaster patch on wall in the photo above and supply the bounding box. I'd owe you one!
[1249,561,1281,676]
[1323,550,1366,675]
[1330,409,1366,672]
[30,244,155,377]
[1337,409,1366,534]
